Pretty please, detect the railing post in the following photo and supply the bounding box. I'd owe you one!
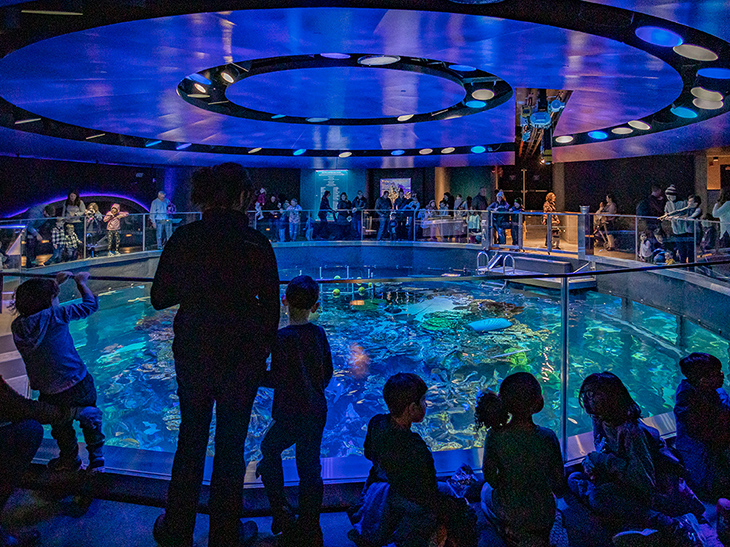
[142,214,146,252]
[560,276,570,461]
[547,213,553,253]
[518,211,524,251]
[578,206,589,259]
[635,215,639,262]
[693,220,698,263]
[83,219,87,260]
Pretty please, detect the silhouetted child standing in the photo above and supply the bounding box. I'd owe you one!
[674,352,730,501]
[475,372,565,547]
[11,271,105,472]
[257,275,333,546]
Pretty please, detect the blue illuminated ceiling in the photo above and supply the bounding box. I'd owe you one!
[0,0,728,167]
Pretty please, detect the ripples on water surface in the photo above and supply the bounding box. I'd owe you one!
[67,279,728,460]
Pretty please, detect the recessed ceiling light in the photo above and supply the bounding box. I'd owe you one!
[221,72,235,83]
[321,53,350,59]
[612,127,633,135]
[145,140,162,147]
[14,118,42,125]
[588,131,608,140]
[306,117,329,123]
[358,55,400,66]
[188,74,212,85]
[187,94,210,99]
[635,26,683,47]
[628,120,651,130]
[441,147,455,154]
[193,83,207,93]
[471,145,486,153]
[391,149,405,156]
[397,114,414,122]
[691,87,724,102]
[697,68,730,80]
[465,100,487,108]
[85,133,106,140]
[471,89,495,101]
[271,114,286,119]
[419,148,433,155]
[450,64,476,72]
[555,135,574,143]
[293,149,306,156]
[248,147,262,154]
[339,151,352,158]
[693,98,724,110]
[673,44,718,61]
[671,106,698,118]
[176,142,192,150]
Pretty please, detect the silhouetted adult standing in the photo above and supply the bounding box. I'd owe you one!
[151,163,280,547]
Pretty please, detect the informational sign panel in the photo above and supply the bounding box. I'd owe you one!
[380,178,411,201]
[314,170,350,209]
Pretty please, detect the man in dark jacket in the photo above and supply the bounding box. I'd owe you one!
[151,163,279,547]
[375,191,392,241]
[0,376,98,547]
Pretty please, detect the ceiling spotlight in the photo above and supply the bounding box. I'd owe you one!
[271,114,286,119]
[321,53,351,59]
[221,72,235,83]
[555,135,574,143]
[465,100,487,108]
[188,73,212,85]
[530,111,552,129]
[193,83,207,93]
[441,147,455,154]
[628,120,651,130]
[306,117,329,123]
[691,87,724,102]
[397,114,414,122]
[673,44,718,61]
[635,26,683,47]
[14,117,42,125]
[391,149,405,156]
[471,89,495,101]
[248,147,262,154]
[612,127,633,135]
[339,151,352,158]
[693,98,724,110]
[697,68,730,80]
[145,140,162,147]
[671,106,698,118]
[449,64,476,72]
[471,146,486,153]
[85,133,106,140]
[176,143,192,150]
[419,148,433,155]
[187,94,210,99]
[293,149,306,156]
[358,55,400,66]
[588,131,608,140]
[548,99,565,113]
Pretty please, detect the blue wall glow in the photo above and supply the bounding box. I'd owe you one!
[671,106,698,118]
[635,26,683,47]
[588,131,608,140]
[470,145,486,153]
[698,68,730,80]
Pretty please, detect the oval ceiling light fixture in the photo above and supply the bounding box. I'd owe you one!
[628,120,651,130]
[391,149,405,156]
[471,89,495,101]
[465,100,487,108]
[691,87,724,101]
[176,142,192,150]
[635,26,683,47]
[419,148,433,155]
[321,53,351,59]
[193,83,207,93]
[554,135,574,143]
[612,127,633,135]
[471,145,486,153]
[248,147,262,154]
[339,151,352,158]
[588,131,608,140]
[293,148,306,156]
[271,114,286,119]
[358,55,400,66]
[693,98,724,110]
[441,147,456,154]
[397,114,414,122]
[671,105,698,118]
[221,72,235,84]
[306,117,329,123]
[673,44,718,61]
[697,67,730,80]
[449,64,476,72]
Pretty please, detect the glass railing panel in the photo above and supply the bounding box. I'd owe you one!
[0,225,23,270]
[415,210,469,244]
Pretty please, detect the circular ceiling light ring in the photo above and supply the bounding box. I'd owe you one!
[554,135,574,143]
[628,120,651,130]
[178,53,513,126]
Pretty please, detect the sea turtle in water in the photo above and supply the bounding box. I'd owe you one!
[419,311,464,332]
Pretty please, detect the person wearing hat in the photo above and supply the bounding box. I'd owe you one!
[488,191,510,244]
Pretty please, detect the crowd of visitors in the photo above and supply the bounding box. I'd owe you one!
[3,164,730,547]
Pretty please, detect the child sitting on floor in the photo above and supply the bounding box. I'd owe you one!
[569,372,704,547]
[257,275,333,547]
[475,372,565,547]
[674,352,730,501]
[11,271,105,473]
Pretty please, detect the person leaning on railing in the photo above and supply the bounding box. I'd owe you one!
[375,191,392,241]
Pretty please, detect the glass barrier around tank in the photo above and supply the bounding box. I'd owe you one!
[6,259,730,474]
